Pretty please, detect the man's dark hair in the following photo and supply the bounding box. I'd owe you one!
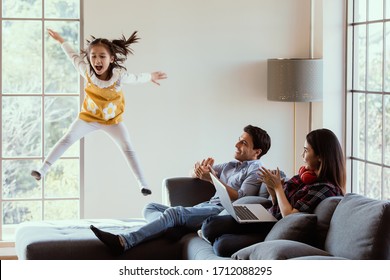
[244,125,271,159]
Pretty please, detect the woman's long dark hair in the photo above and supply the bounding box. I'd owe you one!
[306,128,346,194]
[81,31,139,80]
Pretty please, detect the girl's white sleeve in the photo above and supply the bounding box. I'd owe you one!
[61,42,88,78]
[120,71,152,84]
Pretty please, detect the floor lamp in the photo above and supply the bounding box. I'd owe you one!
[267,0,323,173]
[267,58,323,172]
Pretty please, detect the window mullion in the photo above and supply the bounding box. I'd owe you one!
[0,0,3,242]
[364,0,369,197]
[41,0,45,222]
[381,0,386,200]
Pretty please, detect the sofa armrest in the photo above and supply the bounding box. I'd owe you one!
[163,177,215,207]
[231,240,332,260]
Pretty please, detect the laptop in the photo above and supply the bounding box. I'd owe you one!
[210,173,277,223]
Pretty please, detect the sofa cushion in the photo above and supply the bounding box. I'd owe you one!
[232,240,332,260]
[181,233,229,260]
[211,213,316,257]
[15,219,187,260]
[313,196,343,249]
[212,233,269,257]
[325,193,390,259]
[264,212,317,245]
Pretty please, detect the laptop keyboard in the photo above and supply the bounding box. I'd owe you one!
[234,205,259,221]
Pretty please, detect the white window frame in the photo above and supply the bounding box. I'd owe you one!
[346,0,390,200]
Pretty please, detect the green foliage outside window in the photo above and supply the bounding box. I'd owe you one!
[349,0,390,200]
[1,0,81,240]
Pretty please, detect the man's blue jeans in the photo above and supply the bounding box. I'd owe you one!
[120,202,224,250]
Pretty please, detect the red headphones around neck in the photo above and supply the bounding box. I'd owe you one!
[298,166,317,184]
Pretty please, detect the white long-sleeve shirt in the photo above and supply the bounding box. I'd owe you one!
[61,42,151,124]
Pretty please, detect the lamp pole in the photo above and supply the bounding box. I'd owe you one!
[309,0,314,133]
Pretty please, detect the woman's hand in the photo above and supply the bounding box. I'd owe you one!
[258,166,283,191]
[47,29,65,44]
[151,71,167,85]
[259,166,298,217]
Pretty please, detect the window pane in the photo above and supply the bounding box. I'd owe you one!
[354,0,367,22]
[385,95,390,165]
[368,0,383,21]
[353,93,366,159]
[2,21,42,94]
[2,96,42,157]
[367,23,383,92]
[366,164,382,199]
[387,0,390,17]
[44,96,79,157]
[3,201,42,225]
[356,161,365,194]
[44,200,79,220]
[385,22,390,92]
[44,0,80,19]
[2,160,42,199]
[2,0,42,18]
[44,21,80,94]
[367,94,383,163]
[44,159,79,198]
[353,25,366,90]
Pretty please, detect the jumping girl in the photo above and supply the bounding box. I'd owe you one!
[31,29,167,196]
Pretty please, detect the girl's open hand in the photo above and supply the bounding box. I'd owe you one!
[151,71,167,85]
[47,29,65,44]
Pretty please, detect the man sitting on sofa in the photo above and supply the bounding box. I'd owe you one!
[90,124,271,255]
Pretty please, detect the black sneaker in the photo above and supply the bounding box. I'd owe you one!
[31,170,41,181]
[141,187,152,196]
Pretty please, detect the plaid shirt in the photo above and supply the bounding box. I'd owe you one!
[268,175,343,220]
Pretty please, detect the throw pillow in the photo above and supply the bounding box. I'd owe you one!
[324,193,390,259]
[264,212,317,245]
[232,239,331,260]
[212,213,317,258]
[313,196,342,249]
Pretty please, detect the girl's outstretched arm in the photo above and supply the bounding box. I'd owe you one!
[47,29,65,44]
[47,28,87,77]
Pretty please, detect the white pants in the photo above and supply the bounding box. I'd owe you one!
[41,119,148,188]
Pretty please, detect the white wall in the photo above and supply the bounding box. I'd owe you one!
[322,0,346,140]
[82,0,346,219]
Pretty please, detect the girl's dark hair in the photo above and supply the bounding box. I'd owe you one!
[81,31,139,80]
[306,128,346,193]
[243,125,271,159]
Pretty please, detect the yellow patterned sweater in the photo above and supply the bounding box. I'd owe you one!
[61,42,151,124]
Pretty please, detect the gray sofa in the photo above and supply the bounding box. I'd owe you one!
[15,177,390,260]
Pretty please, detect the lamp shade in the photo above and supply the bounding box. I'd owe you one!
[267,58,323,102]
